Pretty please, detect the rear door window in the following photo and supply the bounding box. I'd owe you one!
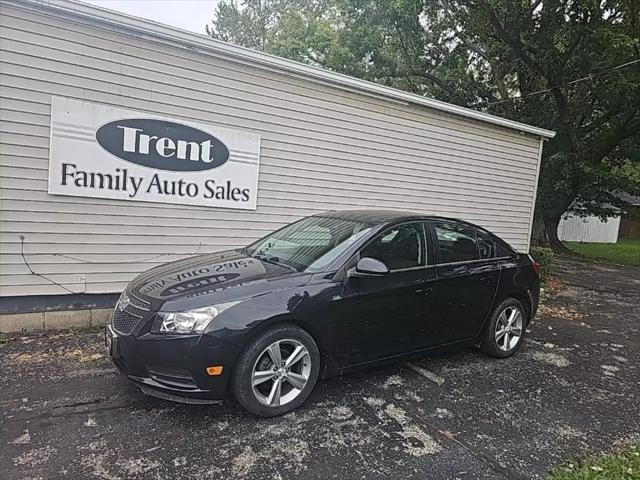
[434,223,479,264]
[477,234,495,259]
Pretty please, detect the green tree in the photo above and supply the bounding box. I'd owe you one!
[208,0,640,251]
[447,0,640,251]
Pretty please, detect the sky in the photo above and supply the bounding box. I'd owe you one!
[81,0,222,35]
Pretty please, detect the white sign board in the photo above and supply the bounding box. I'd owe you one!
[48,97,261,210]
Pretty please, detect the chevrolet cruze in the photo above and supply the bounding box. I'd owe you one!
[106,210,540,417]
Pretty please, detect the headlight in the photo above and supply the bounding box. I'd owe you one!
[159,301,241,334]
[114,289,130,312]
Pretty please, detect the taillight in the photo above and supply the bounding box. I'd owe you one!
[531,261,541,276]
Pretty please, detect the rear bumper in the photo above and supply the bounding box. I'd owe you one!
[107,325,242,402]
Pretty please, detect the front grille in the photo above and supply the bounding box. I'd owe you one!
[112,309,143,335]
[128,294,150,310]
[112,289,152,335]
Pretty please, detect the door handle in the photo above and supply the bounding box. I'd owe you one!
[413,287,434,296]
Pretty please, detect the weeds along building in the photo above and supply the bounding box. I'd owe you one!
[0,0,555,329]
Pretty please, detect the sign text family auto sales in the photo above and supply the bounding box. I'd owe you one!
[48,97,261,209]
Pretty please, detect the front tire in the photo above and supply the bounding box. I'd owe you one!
[481,298,526,358]
[231,324,320,417]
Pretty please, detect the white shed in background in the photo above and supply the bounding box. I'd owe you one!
[558,214,621,244]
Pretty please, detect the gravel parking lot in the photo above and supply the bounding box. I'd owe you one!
[1,258,639,480]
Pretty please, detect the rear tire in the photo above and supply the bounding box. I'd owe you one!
[231,324,320,417]
[481,298,526,358]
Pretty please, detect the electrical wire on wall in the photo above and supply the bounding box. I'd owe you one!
[51,242,204,264]
[20,235,84,295]
[19,235,207,295]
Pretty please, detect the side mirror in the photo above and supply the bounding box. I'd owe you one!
[353,257,389,275]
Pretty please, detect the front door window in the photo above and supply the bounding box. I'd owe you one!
[361,222,425,270]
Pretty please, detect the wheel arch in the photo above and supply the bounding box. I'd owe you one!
[502,291,533,324]
[239,315,330,376]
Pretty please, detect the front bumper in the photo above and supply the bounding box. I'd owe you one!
[106,324,242,402]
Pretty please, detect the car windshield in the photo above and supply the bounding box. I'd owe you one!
[245,216,375,272]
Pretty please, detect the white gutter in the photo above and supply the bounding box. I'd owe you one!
[5,0,556,139]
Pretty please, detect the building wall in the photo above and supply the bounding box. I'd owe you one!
[0,2,543,297]
[558,215,621,244]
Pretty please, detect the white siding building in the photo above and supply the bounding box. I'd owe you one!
[0,0,554,321]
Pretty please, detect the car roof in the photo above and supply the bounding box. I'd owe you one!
[314,209,514,250]
[314,209,473,226]
[314,209,421,223]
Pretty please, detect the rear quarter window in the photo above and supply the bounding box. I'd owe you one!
[496,243,515,258]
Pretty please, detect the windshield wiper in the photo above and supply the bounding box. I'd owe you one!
[253,253,297,272]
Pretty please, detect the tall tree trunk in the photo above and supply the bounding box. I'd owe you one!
[530,210,546,246]
[542,213,575,255]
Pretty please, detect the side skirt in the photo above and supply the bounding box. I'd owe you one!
[330,338,478,378]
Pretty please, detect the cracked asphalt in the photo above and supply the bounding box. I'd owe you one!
[1,258,639,479]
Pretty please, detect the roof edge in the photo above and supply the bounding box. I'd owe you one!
[5,0,556,139]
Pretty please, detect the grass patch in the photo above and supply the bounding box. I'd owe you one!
[0,332,8,344]
[565,238,640,267]
[548,444,640,480]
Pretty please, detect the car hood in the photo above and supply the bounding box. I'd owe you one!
[128,249,311,311]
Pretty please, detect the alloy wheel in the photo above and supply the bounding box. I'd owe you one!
[251,339,311,407]
[495,306,523,352]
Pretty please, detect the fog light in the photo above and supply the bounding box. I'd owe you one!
[206,366,224,376]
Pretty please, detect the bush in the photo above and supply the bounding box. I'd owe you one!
[530,246,554,281]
